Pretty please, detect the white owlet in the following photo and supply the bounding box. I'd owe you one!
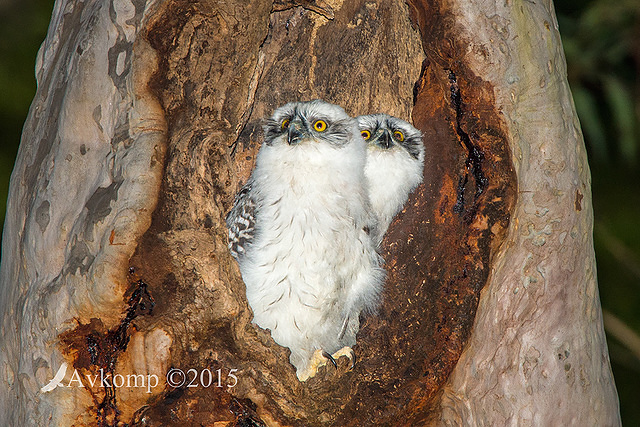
[226,100,385,380]
[357,114,425,242]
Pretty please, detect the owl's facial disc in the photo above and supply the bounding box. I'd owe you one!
[286,115,324,145]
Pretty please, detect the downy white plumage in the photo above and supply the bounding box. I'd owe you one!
[227,100,385,380]
[357,113,425,243]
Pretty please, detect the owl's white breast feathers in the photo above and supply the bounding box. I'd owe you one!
[365,145,423,237]
[236,136,384,371]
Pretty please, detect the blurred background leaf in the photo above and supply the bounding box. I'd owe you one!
[0,0,638,423]
[572,86,608,160]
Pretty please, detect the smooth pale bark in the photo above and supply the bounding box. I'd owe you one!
[0,1,167,424]
[0,0,619,425]
[437,0,620,425]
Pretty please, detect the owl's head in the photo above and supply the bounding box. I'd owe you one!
[356,114,424,162]
[263,100,357,147]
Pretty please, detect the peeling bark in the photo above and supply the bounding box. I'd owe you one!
[0,0,619,425]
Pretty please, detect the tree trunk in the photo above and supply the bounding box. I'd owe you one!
[0,0,620,425]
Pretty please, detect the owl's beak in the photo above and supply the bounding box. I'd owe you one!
[378,129,392,149]
[287,123,304,145]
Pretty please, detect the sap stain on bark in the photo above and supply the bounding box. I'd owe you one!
[59,273,155,426]
[448,70,488,219]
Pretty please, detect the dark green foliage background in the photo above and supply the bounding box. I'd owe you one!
[0,0,637,422]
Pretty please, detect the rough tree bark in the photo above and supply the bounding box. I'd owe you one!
[0,0,620,425]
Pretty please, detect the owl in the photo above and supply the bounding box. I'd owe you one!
[227,100,385,380]
[357,114,425,242]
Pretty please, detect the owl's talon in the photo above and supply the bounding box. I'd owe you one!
[298,348,332,381]
[332,346,356,370]
[298,346,357,381]
[348,349,357,369]
[322,350,337,368]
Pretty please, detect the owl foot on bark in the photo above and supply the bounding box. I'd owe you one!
[298,346,356,381]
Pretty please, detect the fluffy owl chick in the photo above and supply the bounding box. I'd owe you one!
[357,114,424,242]
[227,100,385,380]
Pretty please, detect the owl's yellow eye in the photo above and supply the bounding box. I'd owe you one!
[281,118,290,130]
[393,130,405,142]
[313,120,327,132]
[361,130,371,140]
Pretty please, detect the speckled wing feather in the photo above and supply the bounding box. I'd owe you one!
[226,180,256,259]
